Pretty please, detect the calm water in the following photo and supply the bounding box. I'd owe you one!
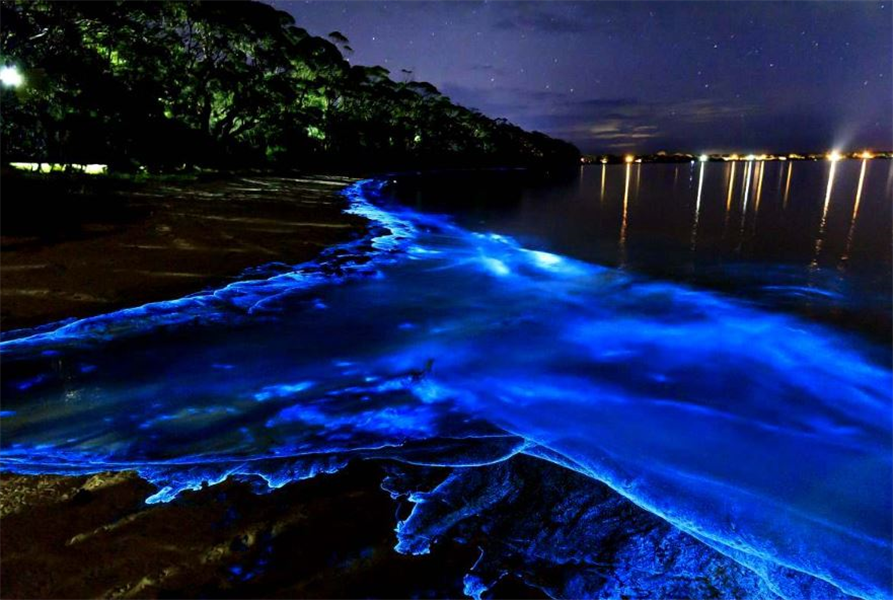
[1,169,891,599]
[394,160,893,341]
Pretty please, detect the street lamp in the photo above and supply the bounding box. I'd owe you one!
[0,65,24,88]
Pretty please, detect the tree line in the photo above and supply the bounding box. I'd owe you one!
[0,1,579,172]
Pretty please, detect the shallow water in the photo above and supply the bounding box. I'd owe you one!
[393,160,892,340]
[1,170,891,599]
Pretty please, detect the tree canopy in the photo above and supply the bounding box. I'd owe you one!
[0,1,579,171]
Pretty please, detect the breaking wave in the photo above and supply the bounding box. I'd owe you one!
[1,178,890,600]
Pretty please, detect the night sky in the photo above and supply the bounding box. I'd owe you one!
[269,1,892,154]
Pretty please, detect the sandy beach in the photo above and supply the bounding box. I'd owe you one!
[1,173,366,331]
[0,174,480,599]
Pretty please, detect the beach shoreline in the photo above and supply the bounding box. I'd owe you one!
[0,173,367,332]
[0,173,555,600]
[0,173,476,599]
[0,462,497,599]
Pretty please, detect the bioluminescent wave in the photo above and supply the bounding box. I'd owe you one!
[1,179,890,600]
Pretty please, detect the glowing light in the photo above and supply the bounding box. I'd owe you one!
[730,154,740,161]
[634,158,642,164]
[745,154,756,161]
[725,162,736,212]
[843,158,868,261]
[8,162,107,175]
[860,151,874,160]
[737,161,753,246]
[754,161,765,213]
[813,159,838,265]
[527,250,563,268]
[625,155,635,163]
[696,163,705,212]
[699,154,709,162]
[0,65,23,87]
[0,176,890,600]
[600,157,608,164]
[481,256,510,277]
[827,150,843,162]
[778,156,787,161]
[742,161,753,210]
[620,163,631,258]
[783,162,793,208]
[600,163,606,200]
[823,162,836,216]
[691,162,705,250]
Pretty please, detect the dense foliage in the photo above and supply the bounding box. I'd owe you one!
[0,1,579,171]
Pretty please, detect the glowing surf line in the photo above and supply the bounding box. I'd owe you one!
[1,176,890,600]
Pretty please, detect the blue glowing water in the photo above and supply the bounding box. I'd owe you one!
[1,176,890,600]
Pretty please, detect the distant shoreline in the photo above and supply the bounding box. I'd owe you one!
[580,150,892,165]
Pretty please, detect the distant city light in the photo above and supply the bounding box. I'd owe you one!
[745,154,756,161]
[0,65,23,88]
[730,154,740,161]
[860,151,874,160]
[625,155,635,163]
[778,156,787,161]
[827,150,843,162]
[698,154,709,162]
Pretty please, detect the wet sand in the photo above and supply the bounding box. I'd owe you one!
[1,173,366,331]
[1,173,469,598]
[0,462,515,599]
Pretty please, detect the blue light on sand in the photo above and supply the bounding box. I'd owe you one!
[0,178,890,600]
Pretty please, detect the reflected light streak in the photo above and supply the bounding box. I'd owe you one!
[812,160,838,266]
[754,161,765,214]
[620,163,631,263]
[726,163,736,212]
[821,160,837,221]
[723,162,736,235]
[887,161,893,196]
[738,161,753,248]
[691,162,705,250]
[783,162,793,209]
[600,164,606,202]
[842,159,868,262]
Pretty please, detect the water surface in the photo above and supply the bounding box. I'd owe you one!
[1,168,891,600]
[393,160,892,340]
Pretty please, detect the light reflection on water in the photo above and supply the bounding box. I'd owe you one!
[1,173,891,600]
[400,161,891,340]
